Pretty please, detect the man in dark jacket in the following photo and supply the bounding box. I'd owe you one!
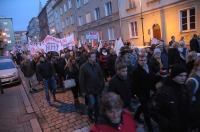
[132,54,154,132]
[21,55,36,93]
[79,52,104,122]
[36,56,56,106]
[190,34,199,53]
[108,62,132,109]
[149,64,190,132]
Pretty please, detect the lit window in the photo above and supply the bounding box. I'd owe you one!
[105,1,112,16]
[94,7,100,20]
[86,12,91,23]
[68,0,72,9]
[6,34,10,37]
[7,40,11,43]
[76,0,81,8]
[180,7,196,32]
[55,11,58,18]
[108,27,115,40]
[5,28,9,31]
[130,21,138,37]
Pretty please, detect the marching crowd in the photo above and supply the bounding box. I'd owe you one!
[4,33,200,132]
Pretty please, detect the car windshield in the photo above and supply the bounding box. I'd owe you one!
[0,61,15,70]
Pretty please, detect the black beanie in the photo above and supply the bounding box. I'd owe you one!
[170,64,187,78]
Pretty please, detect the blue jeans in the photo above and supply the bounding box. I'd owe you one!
[87,94,100,119]
[43,76,56,103]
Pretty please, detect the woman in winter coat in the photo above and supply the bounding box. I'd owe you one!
[90,92,137,132]
[185,58,200,131]
[149,64,190,132]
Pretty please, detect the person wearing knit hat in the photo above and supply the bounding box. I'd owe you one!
[149,63,190,132]
[170,64,188,79]
[153,48,161,56]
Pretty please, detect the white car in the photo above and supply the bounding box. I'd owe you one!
[0,56,21,86]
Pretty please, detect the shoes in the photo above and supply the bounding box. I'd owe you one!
[32,88,37,91]
[29,90,34,93]
[53,96,57,102]
[48,102,53,106]
[134,117,143,124]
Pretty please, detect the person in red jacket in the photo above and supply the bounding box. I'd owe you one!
[90,92,137,132]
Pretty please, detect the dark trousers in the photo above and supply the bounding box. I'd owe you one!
[134,97,153,132]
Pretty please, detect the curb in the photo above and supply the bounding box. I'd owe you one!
[19,69,42,132]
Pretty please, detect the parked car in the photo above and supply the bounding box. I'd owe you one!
[0,56,21,86]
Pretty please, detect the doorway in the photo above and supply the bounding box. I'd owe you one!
[153,24,161,40]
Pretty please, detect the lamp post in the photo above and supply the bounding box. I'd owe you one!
[139,0,145,46]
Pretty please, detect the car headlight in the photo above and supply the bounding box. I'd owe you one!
[13,72,19,76]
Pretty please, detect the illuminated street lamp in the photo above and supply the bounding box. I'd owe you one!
[139,0,145,46]
[2,32,6,36]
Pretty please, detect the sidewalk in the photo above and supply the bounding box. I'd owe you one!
[19,69,91,132]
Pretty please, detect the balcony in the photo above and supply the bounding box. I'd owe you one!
[146,0,161,6]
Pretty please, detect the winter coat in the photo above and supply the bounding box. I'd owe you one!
[107,54,117,77]
[90,109,137,132]
[20,60,35,77]
[186,60,195,74]
[54,58,66,74]
[149,79,190,132]
[132,64,155,97]
[190,38,199,53]
[108,75,132,108]
[185,72,200,128]
[168,48,182,67]
[100,54,109,70]
[79,61,104,94]
[36,60,55,80]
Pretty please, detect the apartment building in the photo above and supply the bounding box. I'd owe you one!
[46,0,56,36]
[0,17,15,51]
[14,31,27,50]
[38,5,50,41]
[27,17,40,42]
[76,0,121,44]
[118,0,200,46]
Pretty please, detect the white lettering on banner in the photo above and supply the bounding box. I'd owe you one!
[45,43,59,53]
[86,31,98,40]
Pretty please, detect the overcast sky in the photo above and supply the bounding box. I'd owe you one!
[0,0,47,31]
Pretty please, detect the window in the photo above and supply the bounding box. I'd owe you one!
[180,7,196,32]
[66,18,69,26]
[84,0,89,4]
[108,27,115,40]
[130,21,138,37]
[3,22,8,25]
[60,7,63,15]
[70,15,74,24]
[64,4,67,12]
[78,16,83,26]
[86,12,91,23]
[129,0,135,8]
[6,34,10,37]
[81,34,85,44]
[7,40,11,43]
[94,7,100,20]
[5,28,9,31]
[105,2,112,16]
[97,30,103,42]
[55,11,58,18]
[62,21,65,28]
[76,0,81,8]
[68,0,72,9]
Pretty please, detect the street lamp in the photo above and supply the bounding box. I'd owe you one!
[139,0,145,46]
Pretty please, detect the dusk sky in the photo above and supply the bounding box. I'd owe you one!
[0,0,47,31]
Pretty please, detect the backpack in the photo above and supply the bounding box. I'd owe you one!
[186,77,199,102]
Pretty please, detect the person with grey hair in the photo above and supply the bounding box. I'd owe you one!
[90,92,137,132]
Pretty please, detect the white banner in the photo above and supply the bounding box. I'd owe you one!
[86,31,98,40]
[28,34,75,55]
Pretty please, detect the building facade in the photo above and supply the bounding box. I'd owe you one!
[27,17,40,42]
[38,5,50,41]
[14,31,28,51]
[46,0,56,36]
[0,17,15,52]
[119,0,200,46]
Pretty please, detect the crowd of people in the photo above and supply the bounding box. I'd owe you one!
[4,33,200,132]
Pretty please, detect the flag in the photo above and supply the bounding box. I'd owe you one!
[98,40,103,52]
[78,40,82,48]
[92,40,98,48]
[114,37,124,56]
